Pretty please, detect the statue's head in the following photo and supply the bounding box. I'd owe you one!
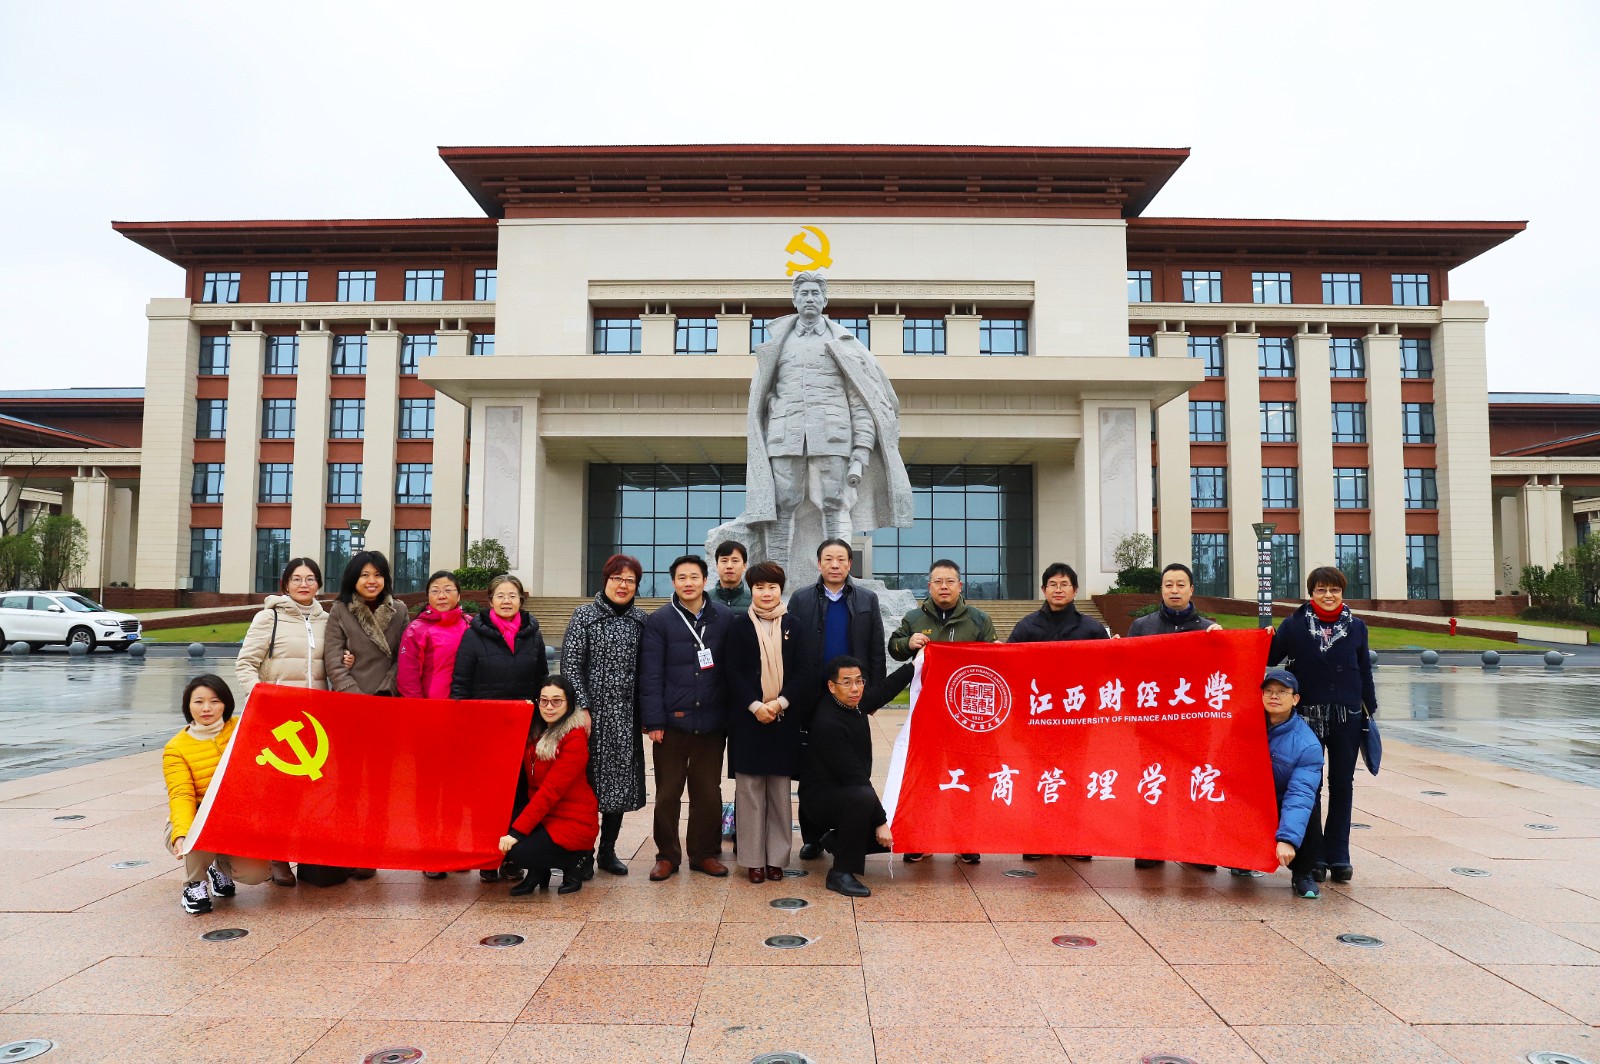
[791,271,828,318]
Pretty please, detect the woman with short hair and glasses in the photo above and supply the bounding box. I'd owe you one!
[560,554,650,878]
[498,676,598,897]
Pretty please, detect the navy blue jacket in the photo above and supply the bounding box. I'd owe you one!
[1008,603,1109,643]
[639,597,732,735]
[1268,604,1378,713]
[787,578,886,718]
[1267,711,1323,846]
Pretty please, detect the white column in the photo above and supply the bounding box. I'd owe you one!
[1365,330,1408,599]
[69,474,110,590]
[431,328,471,570]
[640,313,675,356]
[1153,327,1191,567]
[869,313,905,359]
[219,328,265,594]
[1224,329,1263,598]
[363,329,401,560]
[717,313,752,356]
[1295,330,1335,569]
[133,300,198,591]
[1498,493,1523,590]
[291,327,332,559]
[1522,479,1567,568]
[541,457,585,595]
[1036,461,1079,590]
[945,313,981,358]
[1434,302,1495,599]
[0,477,22,537]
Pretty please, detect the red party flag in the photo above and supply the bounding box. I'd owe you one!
[885,630,1281,871]
[186,685,533,871]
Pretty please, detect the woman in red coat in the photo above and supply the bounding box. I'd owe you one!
[500,675,600,896]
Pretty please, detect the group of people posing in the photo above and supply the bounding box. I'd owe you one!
[160,537,1376,913]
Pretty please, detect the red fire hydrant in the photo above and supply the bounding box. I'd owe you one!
[1449,617,1458,636]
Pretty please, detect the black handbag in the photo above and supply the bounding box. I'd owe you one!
[1359,707,1382,776]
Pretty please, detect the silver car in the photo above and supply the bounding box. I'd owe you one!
[0,591,142,652]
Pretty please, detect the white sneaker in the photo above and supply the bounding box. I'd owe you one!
[181,880,211,915]
[206,863,236,897]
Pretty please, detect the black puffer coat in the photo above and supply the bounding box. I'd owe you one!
[450,610,548,702]
[725,612,810,778]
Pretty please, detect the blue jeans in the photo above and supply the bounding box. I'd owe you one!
[1301,704,1364,866]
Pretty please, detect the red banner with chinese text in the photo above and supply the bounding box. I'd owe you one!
[186,686,533,871]
[886,630,1280,871]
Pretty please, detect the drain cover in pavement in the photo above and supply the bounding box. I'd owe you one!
[781,868,808,878]
[50,815,84,822]
[363,1051,425,1064]
[1336,933,1385,948]
[1421,790,1447,796]
[1350,822,1372,829]
[0,1041,54,1060]
[1003,869,1037,878]
[770,897,808,910]
[1527,823,1559,832]
[110,860,148,869]
[1452,866,1492,877]
[751,1054,813,1064]
[763,934,810,949]
[1052,934,1097,948]
[1526,1053,1595,1064]
[479,934,524,948]
[1142,1056,1199,1064]
[199,928,249,942]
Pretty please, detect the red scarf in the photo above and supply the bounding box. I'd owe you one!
[490,609,521,652]
[1311,601,1344,623]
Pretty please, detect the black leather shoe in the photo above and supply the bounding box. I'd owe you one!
[509,871,549,896]
[798,842,824,861]
[500,860,526,883]
[1330,864,1354,883]
[1134,859,1164,869]
[558,866,583,894]
[826,869,871,897]
[597,850,629,876]
[1185,863,1218,872]
[1312,863,1328,883]
[575,855,595,882]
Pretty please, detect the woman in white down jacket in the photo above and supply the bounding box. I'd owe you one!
[234,555,332,887]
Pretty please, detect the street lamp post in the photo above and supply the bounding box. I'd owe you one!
[346,517,371,555]
[1251,522,1278,630]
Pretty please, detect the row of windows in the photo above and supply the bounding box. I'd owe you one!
[1128,270,1432,306]
[593,315,1028,356]
[193,462,434,505]
[193,397,435,440]
[1181,531,1440,600]
[198,333,491,376]
[202,269,497,305]
[1188,400,1435,444]
[191,527,435,594]
[1129,334,1434,380]
[1189,466,1439,510]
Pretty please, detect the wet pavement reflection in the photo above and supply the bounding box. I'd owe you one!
[0,648,238,780]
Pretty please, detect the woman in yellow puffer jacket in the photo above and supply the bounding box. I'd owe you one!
[163,675,273,915]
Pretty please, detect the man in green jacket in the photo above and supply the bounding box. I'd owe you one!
[889,558,998,659]
[888,558,997,864]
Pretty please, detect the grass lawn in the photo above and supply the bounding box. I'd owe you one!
[1209,613,1534,652]
[142,622,251,643]
[1459,614,1597,643]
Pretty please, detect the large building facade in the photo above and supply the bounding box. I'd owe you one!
[109,144,1523,603]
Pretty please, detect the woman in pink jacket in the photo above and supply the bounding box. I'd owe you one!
[396,569,471,881]
[397,570,469,701]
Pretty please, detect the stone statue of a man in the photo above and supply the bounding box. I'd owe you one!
[739,271,913,569]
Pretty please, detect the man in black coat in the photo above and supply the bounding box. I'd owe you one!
[799,654,914,897]
[639,555,733,881]
[786,538,886,860]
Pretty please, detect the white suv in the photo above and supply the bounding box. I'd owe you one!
[0,591,143,652]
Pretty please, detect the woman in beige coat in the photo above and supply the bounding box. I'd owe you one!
[233,555,330,887]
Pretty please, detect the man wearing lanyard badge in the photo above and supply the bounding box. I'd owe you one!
[640,554,734,881]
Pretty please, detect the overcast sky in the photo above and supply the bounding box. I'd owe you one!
[2,1,1594,393]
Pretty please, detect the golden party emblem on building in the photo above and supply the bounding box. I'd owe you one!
[784,225,832,275]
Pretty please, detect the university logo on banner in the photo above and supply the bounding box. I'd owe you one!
[885,630,1281,871]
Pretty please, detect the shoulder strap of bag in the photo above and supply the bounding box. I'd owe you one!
[267,609,279,659]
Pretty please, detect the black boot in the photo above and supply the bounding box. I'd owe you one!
[575,855,596,882]
[558,863,584,894]
[510,869,550,896]
[597,849,629,876]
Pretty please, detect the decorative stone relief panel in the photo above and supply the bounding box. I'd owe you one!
[483,406,522,568]
[1098,407,1137,572]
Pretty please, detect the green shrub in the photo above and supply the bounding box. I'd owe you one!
[453,565,497,590]
[1113,566,1159,594]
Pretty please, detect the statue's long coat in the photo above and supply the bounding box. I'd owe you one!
[744,314,914,532]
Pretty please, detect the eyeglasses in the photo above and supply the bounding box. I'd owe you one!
[287,576,318,586]
[607,576,639,587]
[537,697,567,708]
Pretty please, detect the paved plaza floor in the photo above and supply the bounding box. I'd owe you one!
[0,651,1596,1061]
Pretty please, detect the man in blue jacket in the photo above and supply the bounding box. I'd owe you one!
[1251,668,1325,899]
[640,555,734,881]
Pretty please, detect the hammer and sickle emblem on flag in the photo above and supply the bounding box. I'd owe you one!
[255,713,330,781]
[784,225,832,276]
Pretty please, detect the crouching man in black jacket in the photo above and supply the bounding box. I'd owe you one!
[798,654,914,898]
